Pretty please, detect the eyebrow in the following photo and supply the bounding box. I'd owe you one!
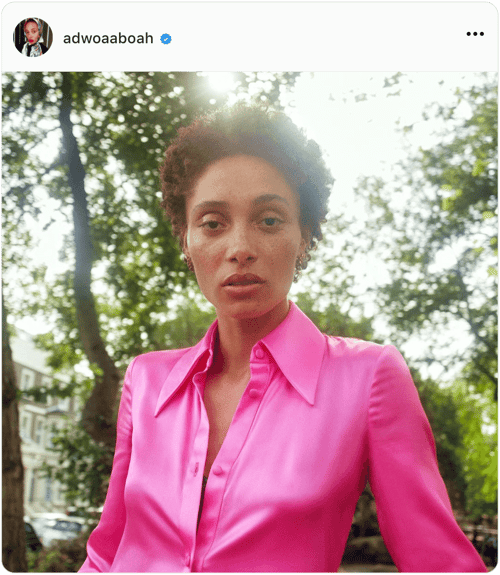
[252,194,290,207]
[191,194,290,216]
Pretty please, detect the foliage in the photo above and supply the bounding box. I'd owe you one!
[27,532,89,572]
[2,297,28,572]
[42,425,113,514]
[453,373,497,517]
[295,74,497,518]
[293,291,377,342]
[352,77,497,400]
[151,289,216,350]
[2,72,299,370]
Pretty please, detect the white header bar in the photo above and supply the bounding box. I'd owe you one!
[2,1,498,72]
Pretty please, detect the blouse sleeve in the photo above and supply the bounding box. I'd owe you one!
[367,345,487,572]
[79,358,136,572]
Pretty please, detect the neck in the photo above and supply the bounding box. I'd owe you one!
[212,299,290,378]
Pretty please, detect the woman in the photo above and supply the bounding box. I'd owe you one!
[80,105,487,572]
[21,18,48,57]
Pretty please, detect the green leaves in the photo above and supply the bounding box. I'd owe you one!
[43,424,113,515]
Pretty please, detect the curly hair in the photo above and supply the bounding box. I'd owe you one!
[159,104,334,266]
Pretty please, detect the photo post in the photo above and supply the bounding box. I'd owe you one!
[2,1,498,572]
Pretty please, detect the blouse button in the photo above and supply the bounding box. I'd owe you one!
[254,348,264,359]
[249,389,259,399]
[212,465,223,476]
[184,553,190,566]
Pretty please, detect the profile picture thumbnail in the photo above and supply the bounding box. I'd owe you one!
[14,18,53,57]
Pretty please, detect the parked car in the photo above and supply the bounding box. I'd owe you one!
[29,512,68,536]
[24,521,43,552]
[36,517,86,547]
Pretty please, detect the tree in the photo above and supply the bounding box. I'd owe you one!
[292,291,377,342]
[353,77,497,398]
[452,368,497,517]
[3,71,299,375]
[58,72,122,447]
[2,296,27,572]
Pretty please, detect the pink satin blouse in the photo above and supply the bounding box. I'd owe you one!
[79,302,486,572]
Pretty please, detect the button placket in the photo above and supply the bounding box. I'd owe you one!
[195,358,271,570]
[177,373,210,566]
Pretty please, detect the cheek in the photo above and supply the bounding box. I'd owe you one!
[187,231,222,270]
[267,238,301,274]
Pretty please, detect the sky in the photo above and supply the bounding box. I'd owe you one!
[13,71,494,382]
[207,71,487,214]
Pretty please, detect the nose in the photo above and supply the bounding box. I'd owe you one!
[226,225,257,265]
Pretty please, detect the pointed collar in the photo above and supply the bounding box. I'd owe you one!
[154,301,326,417]
[259,301,326,405]
[154,321,218,417]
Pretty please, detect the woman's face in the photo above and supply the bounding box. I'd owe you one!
[25,22,40,44]
[185,154,306,322]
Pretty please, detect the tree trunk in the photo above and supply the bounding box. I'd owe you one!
[2,295,27,572]
[59,72,121,447]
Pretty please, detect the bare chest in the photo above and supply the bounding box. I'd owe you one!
[203,375,249,477]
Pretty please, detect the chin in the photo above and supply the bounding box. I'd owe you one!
[217,297,288,322]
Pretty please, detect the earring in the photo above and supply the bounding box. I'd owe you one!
[183,255,194,272]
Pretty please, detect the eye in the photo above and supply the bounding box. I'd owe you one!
[261,217,282,228]
[202,221,220,229]
[199,216,225,232]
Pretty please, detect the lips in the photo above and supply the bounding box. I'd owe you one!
[222,273,265,287]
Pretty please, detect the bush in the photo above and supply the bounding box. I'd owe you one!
[27,532,89,572]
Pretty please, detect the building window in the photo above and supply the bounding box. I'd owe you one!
[54,481,64,504]
[20,413,32,440]
[20,368,35,390]
[29,473,36,503]
[46,424,55,448]
[34,419,44,445]
[45,477,52,502]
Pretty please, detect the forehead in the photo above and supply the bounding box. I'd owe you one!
[25,22,38,30]
[189,155,299,208]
